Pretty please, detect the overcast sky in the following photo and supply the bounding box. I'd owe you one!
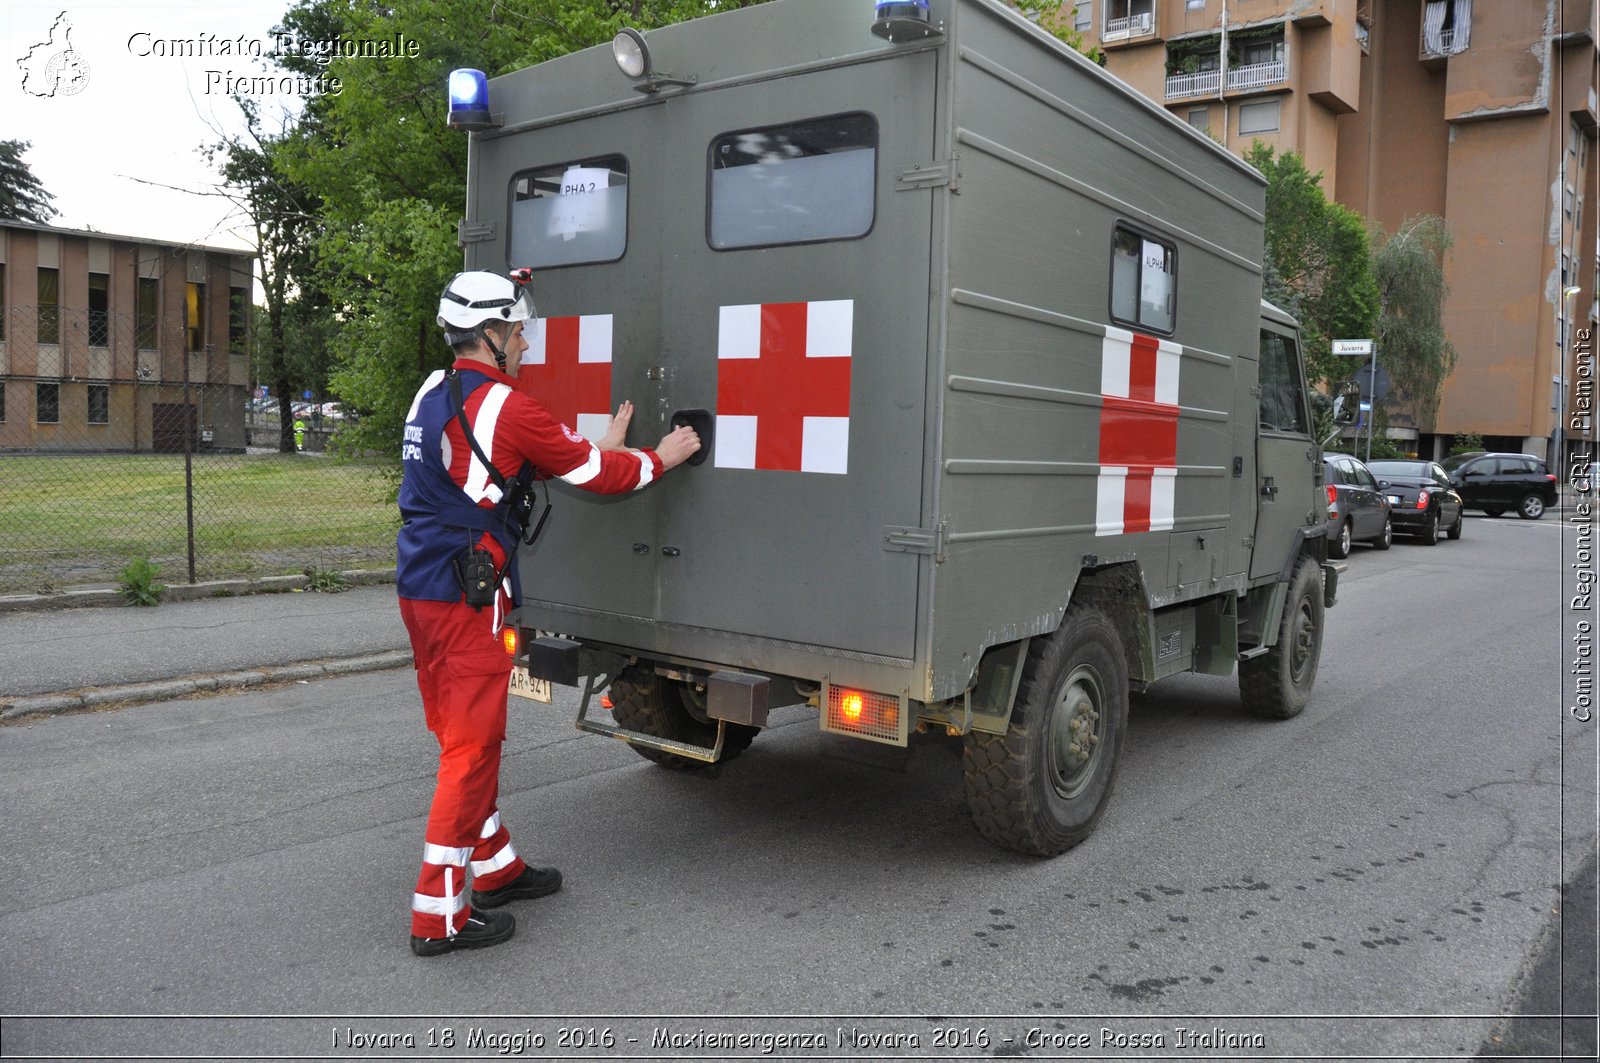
[5,1,305,252]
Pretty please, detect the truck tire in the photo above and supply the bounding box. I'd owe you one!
[607,666,758,771]
[962,609,1128,857]
[1238,558,1323,720]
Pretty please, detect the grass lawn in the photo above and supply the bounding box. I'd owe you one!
[0,452,399,593]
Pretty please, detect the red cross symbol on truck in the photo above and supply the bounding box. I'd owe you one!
[1097,329,1181,535]
[715,300,854,474]
[516,315,614,441]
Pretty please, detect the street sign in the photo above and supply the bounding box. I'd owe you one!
[1333,339,1374,356]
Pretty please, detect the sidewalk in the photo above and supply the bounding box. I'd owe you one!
[0,579,411,721]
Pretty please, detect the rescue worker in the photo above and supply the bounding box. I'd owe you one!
[293,417,306,452]
[398,269,700,956]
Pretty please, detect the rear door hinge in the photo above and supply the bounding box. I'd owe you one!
[884,522,947,562]
[458,218,496,245]
[897,160,956,192]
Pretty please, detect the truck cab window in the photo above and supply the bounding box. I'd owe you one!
[1258,331,1310,434]
[509,155,629,269]
[1110,225,1176,333]
[708,112,877,250]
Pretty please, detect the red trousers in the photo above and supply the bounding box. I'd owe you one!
[400,597,528,939]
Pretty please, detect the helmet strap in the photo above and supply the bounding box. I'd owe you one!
[479,322,508,372]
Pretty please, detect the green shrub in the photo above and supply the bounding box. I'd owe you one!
[118,558,166,607]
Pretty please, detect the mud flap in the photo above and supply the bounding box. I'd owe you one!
[1320,560,1344,608]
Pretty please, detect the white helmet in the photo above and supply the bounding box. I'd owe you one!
[436,270,536,332]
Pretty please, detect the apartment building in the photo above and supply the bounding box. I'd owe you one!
[0,220,254,452]
[1064,0,1598,463]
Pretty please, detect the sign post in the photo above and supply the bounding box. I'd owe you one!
[1334,339,1376,461]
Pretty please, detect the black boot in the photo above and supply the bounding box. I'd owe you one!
[472,865,563,908]
[410,908,515,956]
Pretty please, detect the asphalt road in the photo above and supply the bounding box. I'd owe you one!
[0,513,1594,1061]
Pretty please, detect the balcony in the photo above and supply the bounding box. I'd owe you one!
[1165,60,1288,100]
[1103,11,1155,42]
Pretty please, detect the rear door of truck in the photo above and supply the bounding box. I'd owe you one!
[501,49,938,662]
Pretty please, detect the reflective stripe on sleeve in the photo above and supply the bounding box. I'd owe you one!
[480,812,503,839]
[558,445,604,487]
[633,451,654,490]
[471,842,519,877]
[411,888,469,918]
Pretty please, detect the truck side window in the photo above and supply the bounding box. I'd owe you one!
[1109,225,1176,333]
[509,155,629,269]
[1257,331,1310,435]
[708,112,876,250]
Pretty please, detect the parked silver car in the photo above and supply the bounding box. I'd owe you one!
[1323,453,1393,558]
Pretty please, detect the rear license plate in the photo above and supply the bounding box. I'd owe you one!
[1387,495,1401,505]
[509,665,552,703]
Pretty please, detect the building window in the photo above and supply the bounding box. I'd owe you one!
[1238,99,1281,135]
[186,281,205,351]
[1422,0,1471,55]
[509,155,630,269]
[88,383,109,425]
[136,278,158,349]
[1240,37,1285,67]
[1110,224,1177,334]
[89,272,110,347]
[1074,2,1092,33]
[38,267,59,345]
[709,113,878,251]
[1187,107,1211,132]
[1187,0,1205,8]
[1566,186,1575,220]
[36,382,59,424]
[229,286,249,351]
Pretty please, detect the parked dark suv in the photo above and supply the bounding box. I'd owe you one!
[1441,452,1559,520]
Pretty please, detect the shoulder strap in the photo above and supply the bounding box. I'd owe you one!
[448,370,509,493]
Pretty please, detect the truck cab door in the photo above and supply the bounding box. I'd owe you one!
[1250,326,1318,579]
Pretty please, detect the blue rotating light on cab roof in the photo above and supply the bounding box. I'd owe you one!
[872,1,941,42]
[446,68,499,131]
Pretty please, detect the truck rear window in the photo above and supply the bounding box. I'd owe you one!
[708,113,877,250]
[509,155,629,268]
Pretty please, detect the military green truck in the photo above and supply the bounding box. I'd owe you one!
[460,0,1355,855]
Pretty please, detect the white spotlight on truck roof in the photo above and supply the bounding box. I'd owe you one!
[611,27,697,93]
[872,0,942,41]
[446,68,499,131]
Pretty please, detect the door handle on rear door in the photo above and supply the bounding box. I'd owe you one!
[670,409,713,467]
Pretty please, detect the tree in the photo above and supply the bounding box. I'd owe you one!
[205,102,325,453]
[0,139,58,223]
[1371,215,1457,429]
[1244,143,1379,387]
[1010,2,1103,60]
[269,0,778,456]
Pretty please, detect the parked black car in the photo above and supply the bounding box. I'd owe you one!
[1366,460,1464,545]
[1322,453,1392,558]
[1441,452,1559,520]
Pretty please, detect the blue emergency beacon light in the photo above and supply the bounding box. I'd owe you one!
[872,1,941,42]
[446,68,499,130]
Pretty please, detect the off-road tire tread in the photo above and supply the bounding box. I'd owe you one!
[607,667,757,772]
[1238,558,1322,720]
[962,609,1127,857]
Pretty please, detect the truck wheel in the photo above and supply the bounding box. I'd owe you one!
[1518,493,1546,520]
[607,666,758,771]
[1328,521,1351,559]
[1373,516,1392,550]
[962,609,1128,857]
[1238,558,1322,720]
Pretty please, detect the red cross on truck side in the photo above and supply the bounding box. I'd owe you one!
[716,300,854,474]
[1096,328,1182,535]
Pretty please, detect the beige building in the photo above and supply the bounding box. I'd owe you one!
[0,220,254,452]
[1061,0,1598,464]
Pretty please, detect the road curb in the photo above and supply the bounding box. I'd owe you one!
[0,649,413,722]
[0,569,396,614]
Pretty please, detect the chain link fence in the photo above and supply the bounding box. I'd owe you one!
[0,305,397,596]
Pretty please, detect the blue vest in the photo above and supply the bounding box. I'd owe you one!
[396,368,528,603]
